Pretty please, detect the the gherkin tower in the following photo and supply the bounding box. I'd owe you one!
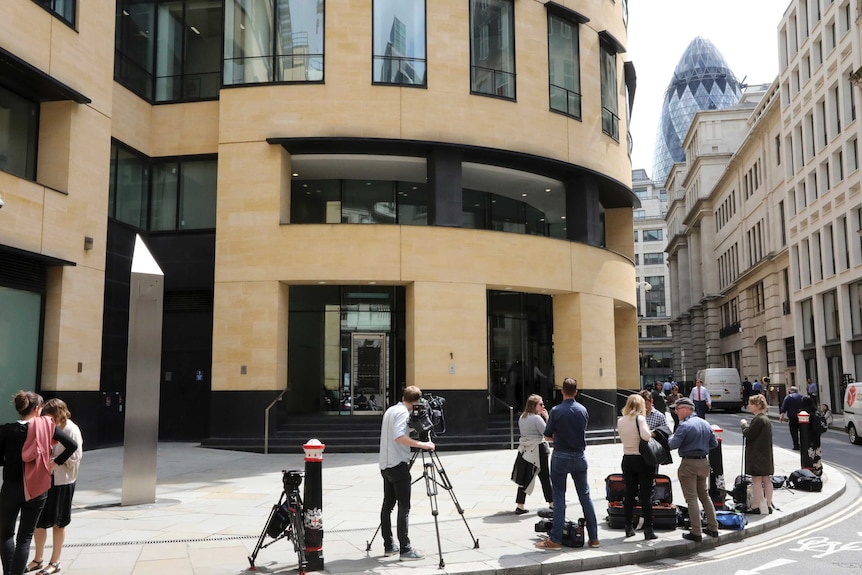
[652,37,742,184]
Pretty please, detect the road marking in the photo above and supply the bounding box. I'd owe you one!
[732,557,796,575]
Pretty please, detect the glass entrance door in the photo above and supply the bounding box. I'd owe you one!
[349,333,388,414]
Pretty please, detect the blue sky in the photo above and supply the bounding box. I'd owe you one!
[627,0,792,178]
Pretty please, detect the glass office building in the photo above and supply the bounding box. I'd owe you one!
[652,37,742,185]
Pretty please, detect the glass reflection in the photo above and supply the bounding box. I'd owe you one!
[470,0,515,99]
[224,0,325,85]
[373,0,426,85]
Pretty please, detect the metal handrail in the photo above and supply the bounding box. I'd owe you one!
[579,391,620,443]
[264,389,287,455]
[488,394,516,449]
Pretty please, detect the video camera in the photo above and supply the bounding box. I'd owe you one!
[408,393,446,441]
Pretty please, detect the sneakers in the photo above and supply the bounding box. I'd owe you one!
[534,539,562,551]
[383,544,399,557]
[400,548,425,560]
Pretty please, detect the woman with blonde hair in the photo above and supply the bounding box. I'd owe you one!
[618,394,657,540]
[512,394,553,514]
[28,399,83,574]
[741,394,774,514]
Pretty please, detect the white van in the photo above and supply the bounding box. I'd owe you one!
[696,368,742,411]
[844,382,862,445]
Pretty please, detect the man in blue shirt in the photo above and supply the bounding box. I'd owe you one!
[668,397,719,543]
[779,386,804,450]
[533,378,599,550]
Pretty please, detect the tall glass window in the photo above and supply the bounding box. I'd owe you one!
[644,276,665,317]
[35,0,76,26]
[373,0,426,86]
[470,0,515,99]
[110,146,149,229]
[851,281,862,336]
[600,39,619,140]
[0,85,39,181]
[116,0,222,102]
[823,289,840,341]
[801,298,815,345]
[547,12,580,118]
[224,0,325,85]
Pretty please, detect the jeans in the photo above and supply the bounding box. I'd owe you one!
[380,462,411,551]
[516,444,553,505]
[0,481,48,575]
[549,450,598,544]
[677,458,717,535]
[622,454,655,528]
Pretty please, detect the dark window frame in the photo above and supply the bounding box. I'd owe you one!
[469,0,517,101]
[32,0,76,28]
[546,4,587,120]
[371,0,428,88]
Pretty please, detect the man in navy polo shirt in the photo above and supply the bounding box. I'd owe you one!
[533,378,599,551]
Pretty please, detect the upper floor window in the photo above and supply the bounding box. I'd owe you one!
[34,0,76,26]
[599,33,621,140]
[0,85,38,181]
[643,252,664,265]
[116,0,222,102]
[642,228,663,242]
[470,0,515,100]
[373,0,426,86]
[109,142,217,231]
[547,8,582,119]
[224,0,325,87]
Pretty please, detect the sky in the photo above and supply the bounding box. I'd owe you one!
[626,0,792,179]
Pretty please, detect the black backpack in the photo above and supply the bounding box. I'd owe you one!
[787,468,822,492]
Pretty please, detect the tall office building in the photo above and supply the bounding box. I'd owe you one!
[632,169,672,388]
[0,0,639,447]
[652,37,743,186]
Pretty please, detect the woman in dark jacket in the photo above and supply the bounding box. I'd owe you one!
[0,391,77,575]
[740,393,774,514]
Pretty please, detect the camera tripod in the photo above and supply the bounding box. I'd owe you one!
[366,443,479,569]
[248,470,307,573]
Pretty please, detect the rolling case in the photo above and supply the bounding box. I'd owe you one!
[605,473,677,530]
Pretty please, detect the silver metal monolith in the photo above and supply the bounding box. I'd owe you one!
[121,234,164,506]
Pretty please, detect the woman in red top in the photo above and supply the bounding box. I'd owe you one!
[0,392,76,575]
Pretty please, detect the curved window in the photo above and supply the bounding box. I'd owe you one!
[291,178,559,238]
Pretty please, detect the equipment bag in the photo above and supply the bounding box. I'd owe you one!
[715,510,748,530]
[787,469,823,492]
[770,475,787,488]
[266,502,291,538]
[561,518,585,548]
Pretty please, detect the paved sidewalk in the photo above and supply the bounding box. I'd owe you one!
[45,436,843,575]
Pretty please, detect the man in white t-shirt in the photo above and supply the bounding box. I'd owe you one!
[689,378,711,420]
[378,386,435,560]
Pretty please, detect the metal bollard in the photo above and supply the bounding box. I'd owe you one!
[303,439,326,571]
[798,411,813,469]
[708,425,727,509]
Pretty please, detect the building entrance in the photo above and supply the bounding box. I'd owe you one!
[346,333,388,414]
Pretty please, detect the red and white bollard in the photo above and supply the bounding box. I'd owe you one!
[798,411,813,469]
[303,439,326,571]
